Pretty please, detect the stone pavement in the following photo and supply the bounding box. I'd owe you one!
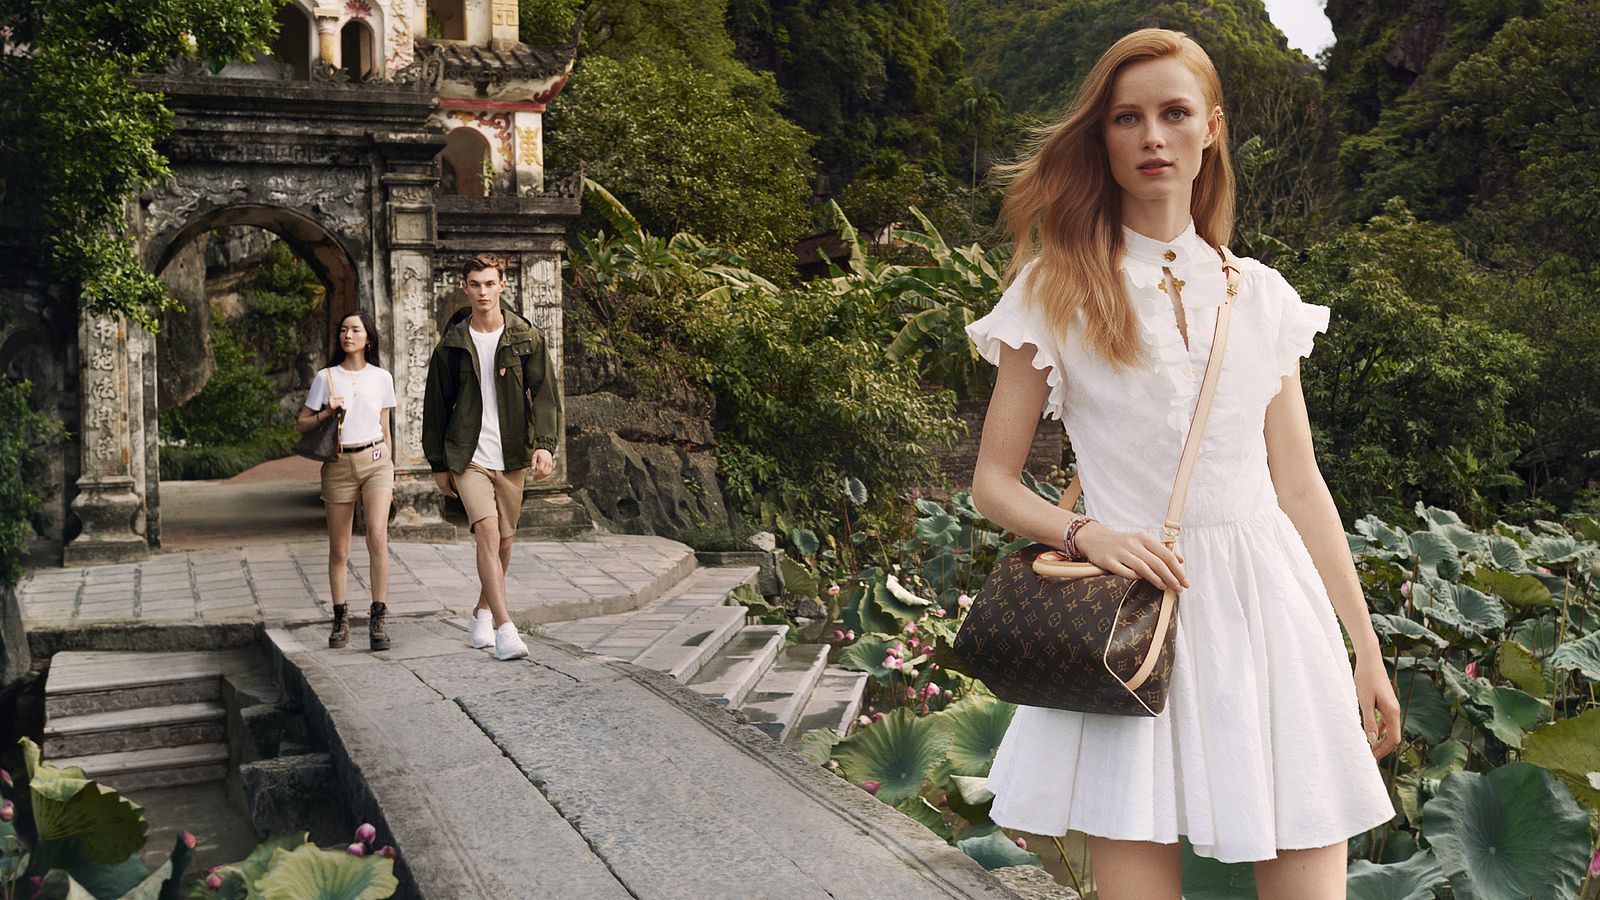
[17,534,695,630]
[268,616,1016,899]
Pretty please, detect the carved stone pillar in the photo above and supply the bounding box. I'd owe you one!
[511,110,543,195]
[385,177,457,541]
[63,310,148,565]
[516,250,589,538]
[313,7,341,65]
[489,0,520,42]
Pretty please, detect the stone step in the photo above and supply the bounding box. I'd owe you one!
[52,743,230,792]
[687,625,788,708]
[739,644,830,743]
[44,648,267,717]
[785,670,869,744]
[630,604,748,682]
[43,701,226,759]
[543,566,759,655]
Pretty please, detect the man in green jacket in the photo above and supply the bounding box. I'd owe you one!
[421,253,562,661]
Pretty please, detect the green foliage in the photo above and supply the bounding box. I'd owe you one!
[160,326,282,449]
[235,240,327,373]
[565,188,960,532]
[0,0,278,328]
[545,55,815,276]
[727,0,968,182]
[0,376,55,588]
[1284,201,1539,524]
[2,738,194,899]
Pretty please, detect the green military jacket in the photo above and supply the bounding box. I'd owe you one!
[421,307,562,474]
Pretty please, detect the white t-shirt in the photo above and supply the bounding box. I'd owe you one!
[469,324,505,470]
[304,364,396,447]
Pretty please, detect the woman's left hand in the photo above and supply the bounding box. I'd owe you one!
[1354,653,1402,759]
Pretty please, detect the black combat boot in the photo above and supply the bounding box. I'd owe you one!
[368,601,391,651]
[328,604,349,649]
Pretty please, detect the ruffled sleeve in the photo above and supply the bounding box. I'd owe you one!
[1264,267,1331,380]
[965,260,1069,421]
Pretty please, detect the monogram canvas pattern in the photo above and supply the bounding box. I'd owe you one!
[954,543,1178,716]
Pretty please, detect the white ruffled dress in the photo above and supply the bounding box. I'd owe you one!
[965,221,1395,863]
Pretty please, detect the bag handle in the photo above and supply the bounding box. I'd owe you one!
[1056,245,1241,547]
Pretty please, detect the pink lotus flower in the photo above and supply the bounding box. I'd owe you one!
[905,686,918,700]
[858,714,872,726]
[929,663,940,671]
[918,703,929,714]
[1400,582,1411,598]
[1536,565,1552,575]
[908,637,921,650]
[1590,847,1600,876]
[205,873,222,891]
[827,585,841,597]
[181,831,196,849]
[924,684,941,698]
[883,655,901,670]
[870,711,884,722]
[0,800,12,822]
[1465,661,1479,679]
[958,594,973,609]
[1015,837,1028,851]
[356,823,377,845]
[933,608,947,617]
[905,623,918,635]
[887,644,904,658]
[860,780,882,795]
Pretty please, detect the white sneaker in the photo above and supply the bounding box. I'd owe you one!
[494,622,528,661]
[469,609,493,649]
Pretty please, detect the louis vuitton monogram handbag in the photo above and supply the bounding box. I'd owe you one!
[952,248,1241,716]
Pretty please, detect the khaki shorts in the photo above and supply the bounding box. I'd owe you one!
[320,440,395,504]
[456,463,526,536]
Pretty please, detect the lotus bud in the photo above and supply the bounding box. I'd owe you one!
[1590,847,1600,876]
[870,711,884,722]
[858,715,872,726]
[902,665,917,679]
[930,663,940,671]
[937,794,949,807]
[1399,582,1411,598]
[933,608,947,617]
[356,822,377,845]
[1465,661,1479,679]
[883,655,900,670]
[918,703,929,714]
[0,768,11,788]
[958,593,973,608]
[0,800,12,821]
[860,780,881,795]
[827,585,840,597]
[909,637,921,650]
[206,873,222,891]
[1015,837,1028,851]
[905,686,918,700]
[347,843,366,856]
[845,630,855,641]
[182,831,197,849]
[833,629,845,642]
[377,846,397,860]
[905,623,917,634]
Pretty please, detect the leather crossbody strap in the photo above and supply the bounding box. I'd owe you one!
[1058,246,1241,546]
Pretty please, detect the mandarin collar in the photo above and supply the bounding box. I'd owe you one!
[1118,219,1228,310]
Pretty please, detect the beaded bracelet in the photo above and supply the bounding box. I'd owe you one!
[1063,515,1096,560]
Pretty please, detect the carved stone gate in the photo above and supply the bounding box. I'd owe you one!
[57,43,587,565]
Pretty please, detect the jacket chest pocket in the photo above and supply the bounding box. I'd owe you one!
[496,341,535,390]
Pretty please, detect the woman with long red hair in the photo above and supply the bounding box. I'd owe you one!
[967,28,1398,899]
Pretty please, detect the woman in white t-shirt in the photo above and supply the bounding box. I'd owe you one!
[296,309,398,652]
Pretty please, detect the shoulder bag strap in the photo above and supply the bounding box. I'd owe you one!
[1058,247,1241,548]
